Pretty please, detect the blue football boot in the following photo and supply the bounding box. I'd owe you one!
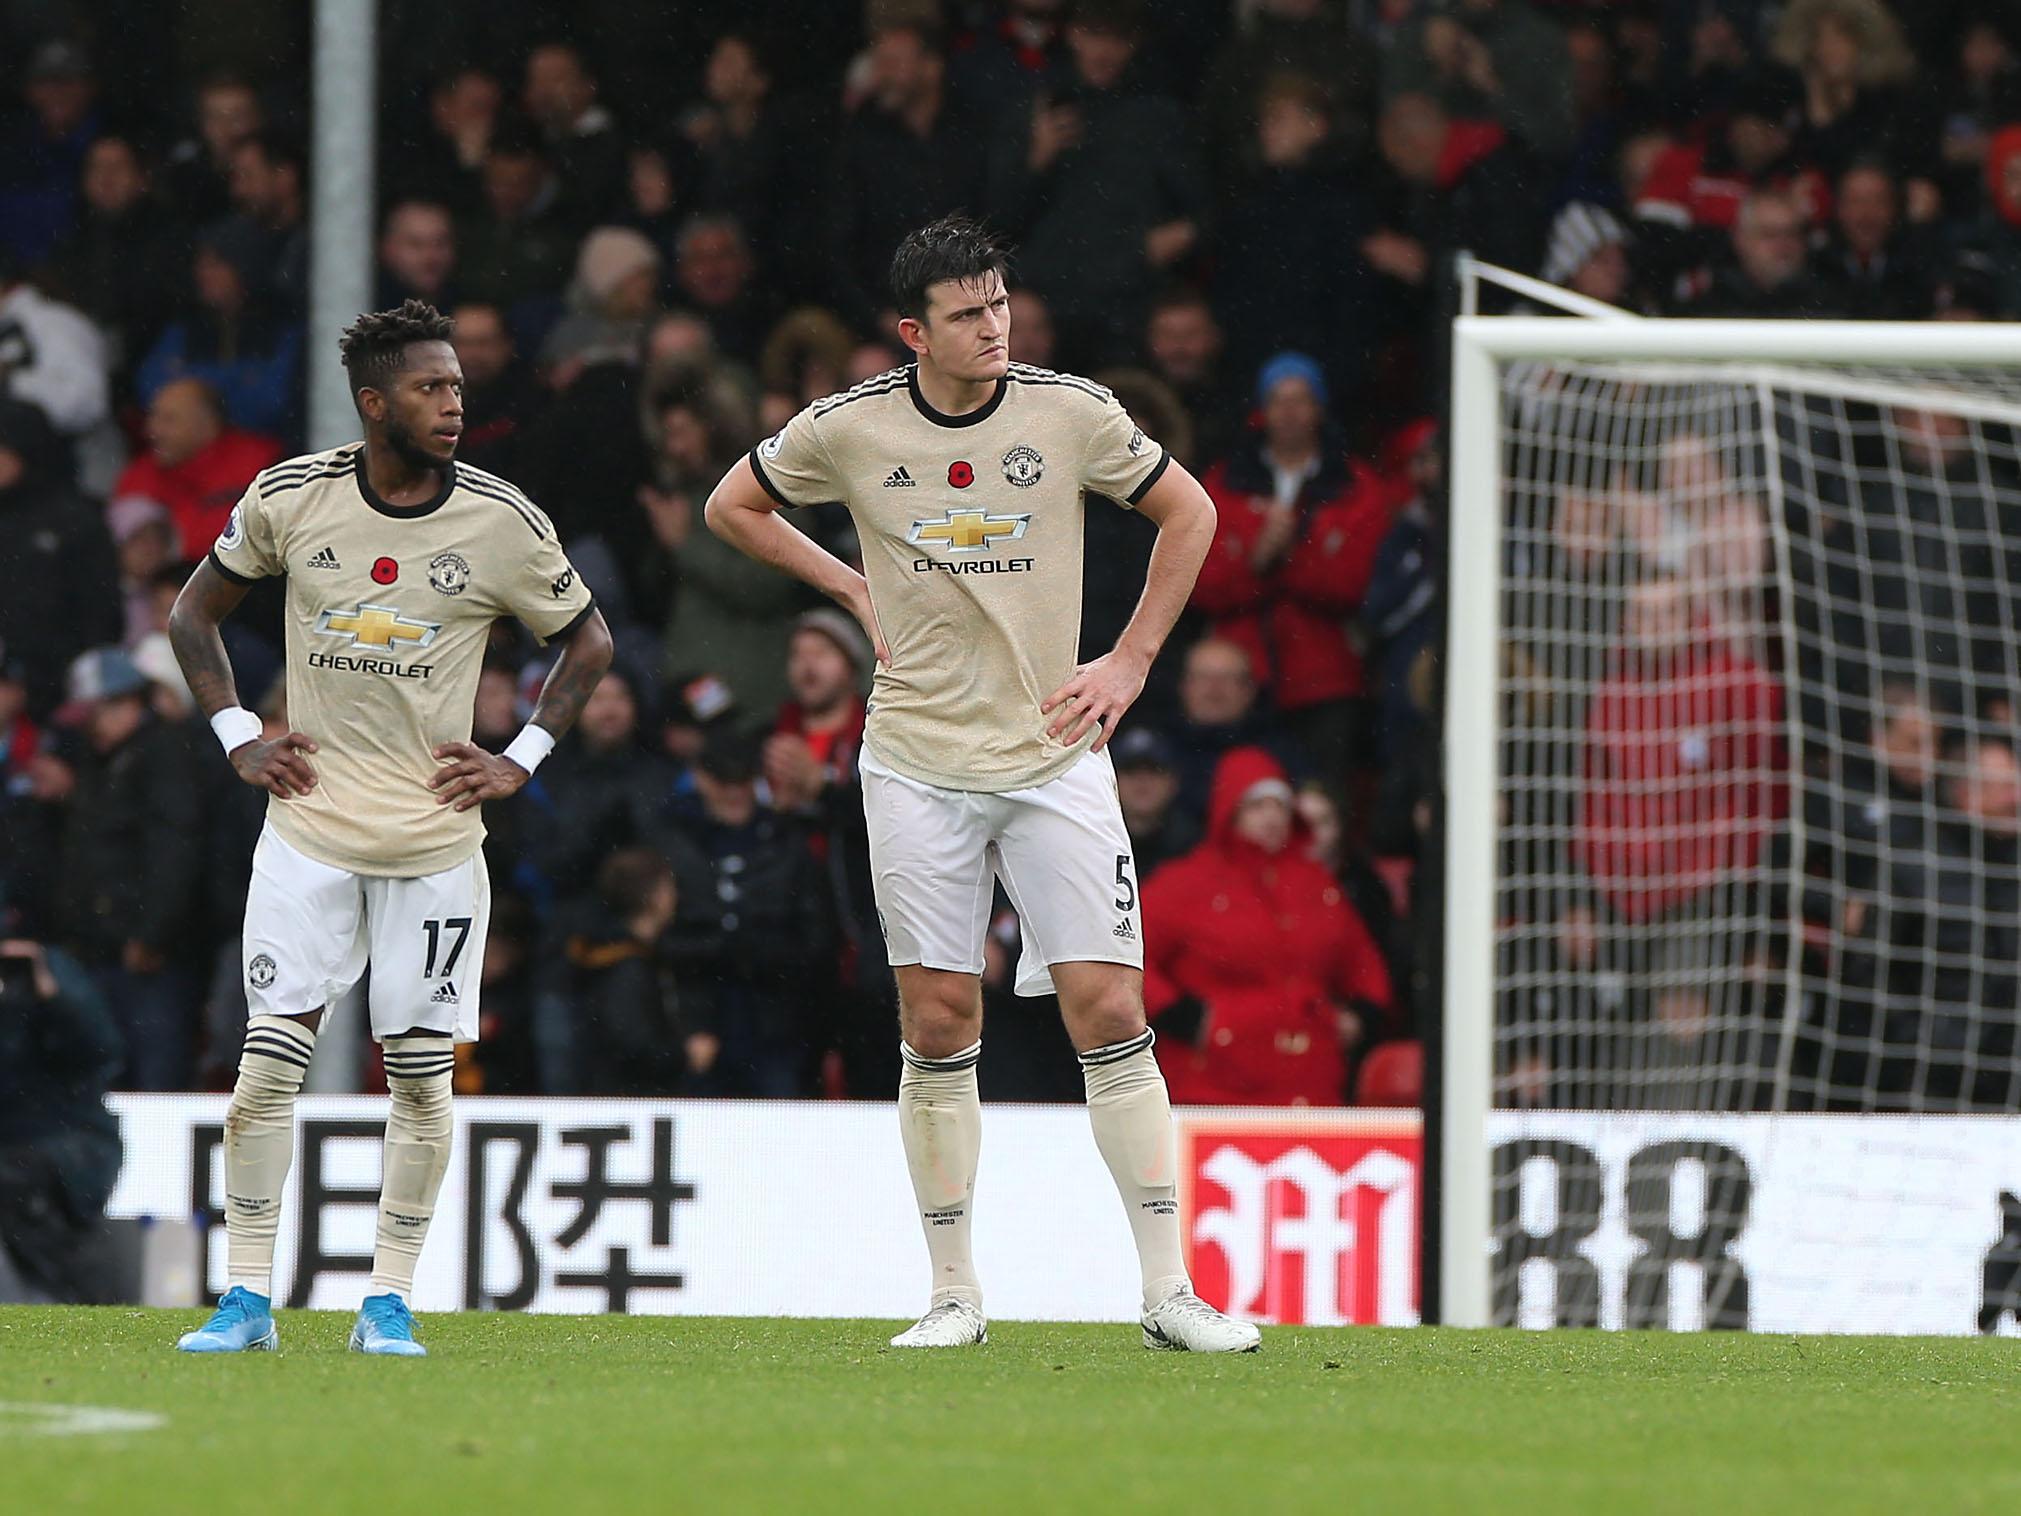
[349,1293,428,1357]
[176,1286,279,1353]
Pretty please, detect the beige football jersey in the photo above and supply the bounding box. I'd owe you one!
[210,443,594,876]
[751,363,1168,792]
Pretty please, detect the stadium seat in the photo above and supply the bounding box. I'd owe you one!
[1355,1039,1422,1108]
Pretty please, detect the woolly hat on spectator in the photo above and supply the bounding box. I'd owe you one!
[575,227,661,304]
[1541,202,1628,286]
[1254,351,1327,408]
[66,647,147,705]
[28,39,90,81]
[131,631,193,710]
[663,672,737,727]
[1239,775,1295,808]
[106,494,172,545]
[792,608,872,678]
[1111,726,1175,773]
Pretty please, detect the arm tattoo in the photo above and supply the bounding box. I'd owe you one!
[166,560,252,718]
[531,610,615,740]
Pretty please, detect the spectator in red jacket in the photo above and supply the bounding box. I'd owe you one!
[109,377,282,561]
[764,608,870,822]
[1634,69,1828,235]
[1574,577,1786,924]
[1144,747,1392,1107]
[1191,352,1396,792]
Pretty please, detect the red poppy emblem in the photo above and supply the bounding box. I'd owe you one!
[948,461,974,489]
[372,557,399,584]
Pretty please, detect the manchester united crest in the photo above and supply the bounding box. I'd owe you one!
[1001,442,1044,488]
[428,551,471,596]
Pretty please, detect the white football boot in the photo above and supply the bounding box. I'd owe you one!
[889,1298,988,1348]
[1141,1286,1262,1353]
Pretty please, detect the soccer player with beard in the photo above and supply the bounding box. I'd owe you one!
[168,301,612,1355]
[706,217,1259,1351]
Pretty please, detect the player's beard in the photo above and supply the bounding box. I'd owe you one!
[385,412,452,470]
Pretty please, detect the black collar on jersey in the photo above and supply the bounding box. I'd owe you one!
[353,448,455,518]
[906,365,1006,429]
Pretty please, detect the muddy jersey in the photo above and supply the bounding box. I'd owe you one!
[749,363,1168,792]
[210,443,594,875]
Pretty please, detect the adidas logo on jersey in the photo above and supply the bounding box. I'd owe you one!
[883,466,916,488]
[1112,919,1136,941]
[430,980,460,1005]
[308,546,341,569]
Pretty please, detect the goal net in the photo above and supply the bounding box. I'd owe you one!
[1443,311,2021,1332]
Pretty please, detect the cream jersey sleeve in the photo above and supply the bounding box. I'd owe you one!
[748,403,843,509]
[497,505,596,643]
[1081,391,1171,508]
[208,480,286,582]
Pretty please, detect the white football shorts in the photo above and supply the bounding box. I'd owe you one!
[241,822,490,1042]
[860,745,1144,996]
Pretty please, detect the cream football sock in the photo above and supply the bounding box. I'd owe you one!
[897,1040,984,1309]
[368,1037,456,1301]
[1081,1029,1190,1309]
[225,1014,318,1297]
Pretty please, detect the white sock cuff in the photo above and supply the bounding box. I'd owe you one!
[241,1015,317,1077]
[382,1036,456,1087]
[900,1039,982,1074]
[1078,1028,1154,1069]
[1081,1029,1161,1098]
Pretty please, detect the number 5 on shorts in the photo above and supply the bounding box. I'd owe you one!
[421,916,472,978]
[1114,855,1135,912]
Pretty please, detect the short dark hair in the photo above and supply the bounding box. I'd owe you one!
[380,196,451,235]
[240,127,305,178]
[888,214,1009,321]
[1069,0,1146,38]
[873,20,946,56]
[488,114,546,161]
[1149,282,1214,319]
[597,846,673,917]
[339,299,455,401]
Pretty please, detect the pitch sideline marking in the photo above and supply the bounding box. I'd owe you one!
[0,1402,167,1437]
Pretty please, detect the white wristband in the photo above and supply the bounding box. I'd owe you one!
[502,723,556,775]
[209,706,263,755]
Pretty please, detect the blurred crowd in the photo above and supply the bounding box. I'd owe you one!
[1,0,2018,1112]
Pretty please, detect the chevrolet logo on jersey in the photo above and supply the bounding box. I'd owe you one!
[314,603,441,651]
[907,509,1031,553]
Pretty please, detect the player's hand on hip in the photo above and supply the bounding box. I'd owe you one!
[1042,648,1149,752]
[430,740,531,812]
[231,731,319,798]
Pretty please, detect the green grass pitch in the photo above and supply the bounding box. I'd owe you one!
[2,1310,2017,1514]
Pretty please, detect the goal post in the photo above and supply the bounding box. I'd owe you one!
[1441,307,2021,1331]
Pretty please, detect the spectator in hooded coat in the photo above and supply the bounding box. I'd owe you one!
[1144,747,1391,1106]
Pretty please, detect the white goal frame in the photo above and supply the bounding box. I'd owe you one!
[1441,311,2021,1328]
